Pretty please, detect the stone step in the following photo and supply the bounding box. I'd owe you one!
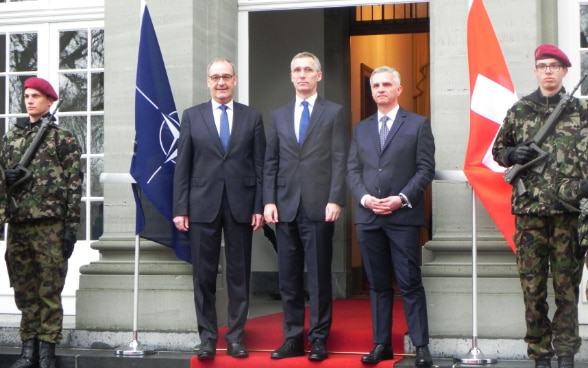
[0,347,193,368]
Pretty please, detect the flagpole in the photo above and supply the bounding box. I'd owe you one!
[100,173,155,356]
[454,188,496,365]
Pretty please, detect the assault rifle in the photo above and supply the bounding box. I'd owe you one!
[504,74,587,194]
[7,99,63,209]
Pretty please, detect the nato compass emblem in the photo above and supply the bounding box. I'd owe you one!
[147,109,180,184]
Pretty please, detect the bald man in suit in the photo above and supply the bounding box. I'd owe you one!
[263,51,348,362]
[347,66,435,367]
[173,58,265,360]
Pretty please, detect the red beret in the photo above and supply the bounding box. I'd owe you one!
[24,77,58,101]
[534,44,571,67]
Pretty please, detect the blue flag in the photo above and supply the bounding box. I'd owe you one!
[129,4,190,263]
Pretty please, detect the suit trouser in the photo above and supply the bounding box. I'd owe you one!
[189,193,253,344]
[276,205,334,342]
[356,219,429,347]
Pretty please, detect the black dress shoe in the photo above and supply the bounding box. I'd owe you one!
[558,356,573,368]
[415,345,433,367]
[308,339,328,361]
[270,337,305,359]
[535,357,552,368]
[361,344,393,364]
[227,342,248,358]
[197,340,216,360]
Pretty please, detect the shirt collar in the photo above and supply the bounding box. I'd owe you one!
[296,93,318,108]
[378,105,400,124]
[211,99,234,111]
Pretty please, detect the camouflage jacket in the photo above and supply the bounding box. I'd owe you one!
[0,115,83,234]
[492,87,588,215]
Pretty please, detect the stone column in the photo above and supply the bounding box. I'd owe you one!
[76,0,238,335]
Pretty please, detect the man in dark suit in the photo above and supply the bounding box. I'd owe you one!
[346,66,435,367]
[263,51,348,361]
[173,58,266,360]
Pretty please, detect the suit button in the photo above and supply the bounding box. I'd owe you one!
[378,168,383,172]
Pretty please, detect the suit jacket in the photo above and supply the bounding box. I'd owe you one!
[263,96,348,222]
[173,101,266,223]
[346,107,435,226]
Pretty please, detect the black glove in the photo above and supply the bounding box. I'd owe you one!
[508,145,538,165]
[63,230,77,259]
[581,180,588,196]
[5,168,22,186]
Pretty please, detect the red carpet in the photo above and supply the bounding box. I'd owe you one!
[191,298,408,367]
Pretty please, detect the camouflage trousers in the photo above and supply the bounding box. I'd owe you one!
[4,218,67,344]
[515,213,583,359]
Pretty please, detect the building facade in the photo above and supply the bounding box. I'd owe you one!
[0,0,587,359]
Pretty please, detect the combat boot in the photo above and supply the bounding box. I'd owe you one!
[535,357,552,368]
[38,341,56,368]
[558,356,574,368]
[10,338,39,368]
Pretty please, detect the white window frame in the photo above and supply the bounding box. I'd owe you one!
[558,0,586,94]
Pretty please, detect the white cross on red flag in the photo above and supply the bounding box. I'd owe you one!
[464,0,518,252]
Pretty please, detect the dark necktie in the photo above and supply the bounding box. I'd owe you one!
[379,115,389,149]
[219,105,230,151]
[299,101,310,145]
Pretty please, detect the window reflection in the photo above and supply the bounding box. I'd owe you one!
[91,29,104,68]
[581,5,588,96]
[91,72,103,111]
[60,30,88,70]
[59,73,88,112]
[91,115,104,154]
[9,33,37,72]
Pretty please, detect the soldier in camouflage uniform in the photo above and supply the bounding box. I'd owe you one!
[492,44,586,368]
[1,77,83,368]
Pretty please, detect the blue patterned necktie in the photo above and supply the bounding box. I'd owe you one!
[299,100,310,145]
[219,105,230,151]
[379,115,389,149]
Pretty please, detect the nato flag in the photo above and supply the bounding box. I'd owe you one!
[130,4,190,262]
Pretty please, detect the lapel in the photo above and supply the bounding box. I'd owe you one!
[229,103,245,152]
[367,115,381,153]
[284,99,298,146]
[381,107,406,153]
[202,101,225,154]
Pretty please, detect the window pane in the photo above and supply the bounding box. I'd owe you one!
[91,201,104,240]
[91,156,103,197]
[0,76,5,114]
[9,33,37,72]
[582,5,588,49]
[91,115,103,154]
[91,29,104,68]
[59,30,87,70]
[582,51,588,96]
[9,74,28,114]
[0,34,5,73]
[59,73,87,112]
[80,156,87,197]
[0,117,5,136]
[58,115,87,153]
[77,202,86,240]
[91,72,103,111]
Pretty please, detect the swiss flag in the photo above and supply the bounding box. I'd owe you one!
[465,0,518,252]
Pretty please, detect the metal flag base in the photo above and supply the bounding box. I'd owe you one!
[115,334,156,356]
[454,338,497,365]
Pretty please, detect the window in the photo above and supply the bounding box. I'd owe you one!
[580,4,588,96]
[0,22,104,241]
[58,26,104,241]
[558,0,588,97]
